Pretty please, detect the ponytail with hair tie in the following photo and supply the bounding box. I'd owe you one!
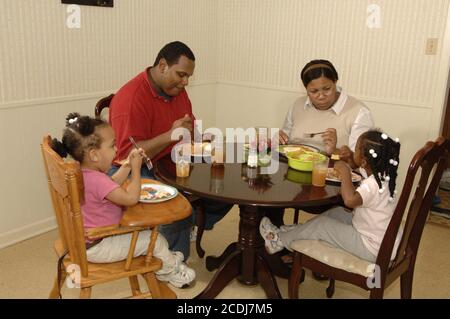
[51,138,68,158]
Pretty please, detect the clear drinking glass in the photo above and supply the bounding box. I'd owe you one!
[312,157,329,187]
[176,160,190,177]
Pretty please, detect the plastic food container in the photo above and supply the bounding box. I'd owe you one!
[286,168,312,184]
[286,151,327,171]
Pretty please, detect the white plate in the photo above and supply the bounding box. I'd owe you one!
[139,183,178,203]
[326,168,362,183]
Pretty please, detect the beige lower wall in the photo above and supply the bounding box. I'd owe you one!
[0,83,216,249]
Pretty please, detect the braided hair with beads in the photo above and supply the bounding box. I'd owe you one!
[359,129,401,200]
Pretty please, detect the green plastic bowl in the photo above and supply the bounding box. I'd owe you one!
[286,168,312,184]
[286,152,326,171]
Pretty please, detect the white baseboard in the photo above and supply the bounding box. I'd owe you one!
[0,217,57,250]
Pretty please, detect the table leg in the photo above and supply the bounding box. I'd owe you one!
[205,242,237,271]
[256,254,282,299]
[195,251,241,299]
[199,205,282,299]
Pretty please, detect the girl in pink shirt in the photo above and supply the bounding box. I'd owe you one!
[51,112,195,288]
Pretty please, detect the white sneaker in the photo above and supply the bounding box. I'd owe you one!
[190,226,198,242]
[156,261,196,288]
[259,217,284,254]
[172,250,184,262]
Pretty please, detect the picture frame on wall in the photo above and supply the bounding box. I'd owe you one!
[61,0,114,7]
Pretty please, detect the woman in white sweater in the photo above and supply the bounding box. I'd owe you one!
[279,60,374,165]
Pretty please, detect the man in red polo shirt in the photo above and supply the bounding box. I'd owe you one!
[109,41,231,260]
[110,43,195,164]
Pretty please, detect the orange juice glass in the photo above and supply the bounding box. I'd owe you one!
[176,160,190,177]
[312,158,329,187]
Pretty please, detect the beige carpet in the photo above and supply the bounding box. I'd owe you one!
[1,207,449,299]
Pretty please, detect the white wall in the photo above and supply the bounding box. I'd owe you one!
[215,0,450,197]
[0,0,218,249]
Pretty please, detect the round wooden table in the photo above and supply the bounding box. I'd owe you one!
[154,155,342,299]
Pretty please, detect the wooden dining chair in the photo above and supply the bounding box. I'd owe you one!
[41,135,178,299]
[288,137,450,299]
[95,93,114,119]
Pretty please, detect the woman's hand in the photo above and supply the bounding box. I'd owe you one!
[278,130,289,145]
[321,128,337,155]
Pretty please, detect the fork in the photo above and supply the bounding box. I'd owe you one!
[129,136,153,171]
[303,131,326,138]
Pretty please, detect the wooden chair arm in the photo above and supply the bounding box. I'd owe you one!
[85,224,147,240]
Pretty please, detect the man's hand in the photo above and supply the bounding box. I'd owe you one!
[172,114,193,131]
[170,114,193,142]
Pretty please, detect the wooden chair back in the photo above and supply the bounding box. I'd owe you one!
[95,94,114,119]
[289,137,450,299]
[380,137,450,286]
[41,136,89,276]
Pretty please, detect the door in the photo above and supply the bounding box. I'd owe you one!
[442,86,450,168]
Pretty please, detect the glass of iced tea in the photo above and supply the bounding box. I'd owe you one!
[312,157,329,187]
[176,159,190,178]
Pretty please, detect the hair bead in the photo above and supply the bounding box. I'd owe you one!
[68,117,78,124]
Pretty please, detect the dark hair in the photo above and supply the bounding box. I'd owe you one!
[359,129,401,198]
[51,112,108,162]
[300,59,339,87]
[152,41,195,67]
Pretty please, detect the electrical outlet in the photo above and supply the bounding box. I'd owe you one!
[425,38,438,55]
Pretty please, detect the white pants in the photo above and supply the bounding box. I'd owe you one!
[86,230,177,274]
[279,207,377,262]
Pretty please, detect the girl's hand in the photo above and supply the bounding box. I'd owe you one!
[128,148,144,171]
[334,160,351,177]
[321,128,337,155]
[339,145,357,168]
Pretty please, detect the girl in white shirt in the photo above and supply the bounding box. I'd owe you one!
[260,129,401,262]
